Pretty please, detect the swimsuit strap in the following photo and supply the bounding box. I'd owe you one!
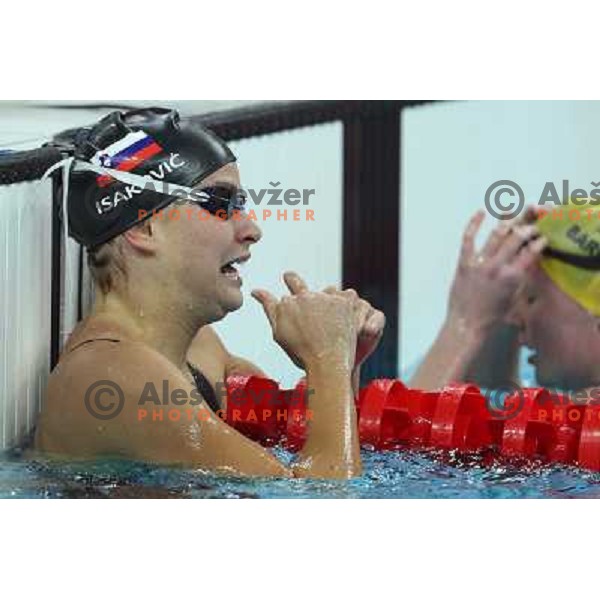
[66,337,122,354]
[64,337,221,412]
[186,362,221,413]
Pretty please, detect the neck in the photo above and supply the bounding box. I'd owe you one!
[93,288,206,372]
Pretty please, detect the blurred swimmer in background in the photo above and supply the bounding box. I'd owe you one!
[412,199,600,395]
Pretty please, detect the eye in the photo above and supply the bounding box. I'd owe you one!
[526,294,536,305]
[232,191,247,211]
[204,185,238,201]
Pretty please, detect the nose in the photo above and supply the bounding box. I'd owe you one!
[233,215,262,246]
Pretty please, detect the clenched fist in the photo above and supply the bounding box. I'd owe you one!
[252,273,357,370]
[321,285,386,369]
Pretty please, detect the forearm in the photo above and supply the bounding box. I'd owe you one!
[409,319,489,390]
[225,353,362,478]
[292,357,362,479]
[351,365,361,398]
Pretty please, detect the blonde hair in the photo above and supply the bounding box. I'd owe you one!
[87,236,128,294]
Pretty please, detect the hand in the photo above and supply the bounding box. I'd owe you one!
[447,207,547,333]
[322,286,386,368]
[251,272,357,370]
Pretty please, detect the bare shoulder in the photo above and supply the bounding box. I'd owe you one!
[35,336,290,477]
[35,339,190,456]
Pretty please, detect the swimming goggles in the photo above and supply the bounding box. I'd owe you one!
[186,185,247,219]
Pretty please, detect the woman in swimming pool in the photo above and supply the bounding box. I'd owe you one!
[35,107,385,479]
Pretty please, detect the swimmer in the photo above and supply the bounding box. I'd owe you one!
[34,108,385,479]
[411,199,600,395]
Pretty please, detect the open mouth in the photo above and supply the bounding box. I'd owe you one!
[220,254,250,280]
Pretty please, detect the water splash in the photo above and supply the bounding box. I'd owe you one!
[3,447,600,498]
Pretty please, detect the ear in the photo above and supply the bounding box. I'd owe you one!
[122,219,157,255]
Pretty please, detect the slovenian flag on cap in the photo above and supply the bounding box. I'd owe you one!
[91,130,163,187]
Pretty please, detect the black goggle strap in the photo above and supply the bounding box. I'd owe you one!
[192,186,247,215]
[542,246,600,270]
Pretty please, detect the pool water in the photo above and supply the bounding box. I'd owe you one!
[2,446,600,498]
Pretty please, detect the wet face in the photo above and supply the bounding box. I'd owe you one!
[158,163,262,321]
[513,265,600,389]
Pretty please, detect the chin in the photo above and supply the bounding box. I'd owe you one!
[207,302,242,325]
[222,291,244,314]
[227,298,243,313]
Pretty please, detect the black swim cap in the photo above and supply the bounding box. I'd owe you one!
[61,107,236,248]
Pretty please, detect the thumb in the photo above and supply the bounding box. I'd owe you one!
[251,289,279,329]
[362,310,386,337]
[283,271,310,295]
[322,285,339,295]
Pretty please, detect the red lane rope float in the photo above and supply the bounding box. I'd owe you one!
[579,403,600,470]
[430,384,499,450]
[500,388,556,458]
[357,379,409,449]
[225,375,282,446]
[499,389,585,463]
[224,375,311,449]
[223,375,600,471]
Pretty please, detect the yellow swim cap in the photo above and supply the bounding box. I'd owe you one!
[536,200,600,316]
